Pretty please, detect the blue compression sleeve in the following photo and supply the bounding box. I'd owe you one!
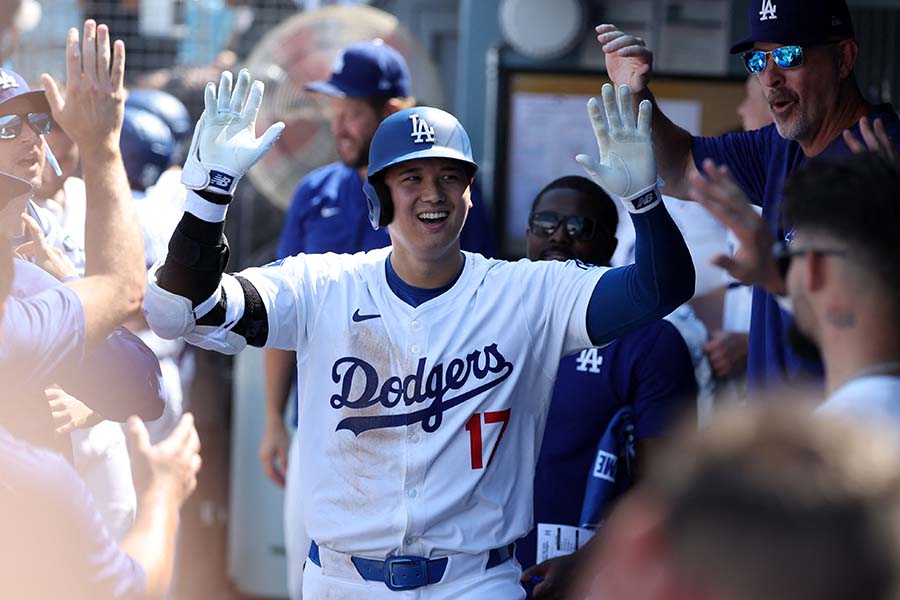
[587,202,695,346]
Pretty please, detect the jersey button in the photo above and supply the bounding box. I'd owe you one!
[410,344,421,355]
[408,488,417,498]
[410,434,421,444]
[411,320,421,330]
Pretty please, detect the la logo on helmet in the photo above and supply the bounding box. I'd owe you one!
[409,114,435,144]
[759,0,777,21]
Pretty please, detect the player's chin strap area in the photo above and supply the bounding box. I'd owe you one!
[307,541,515,591]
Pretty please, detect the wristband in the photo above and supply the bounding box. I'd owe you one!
[184,189,231,223]
[620,184,662,214]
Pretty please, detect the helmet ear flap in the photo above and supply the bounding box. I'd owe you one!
[374,180,393,228]
[363,177,394,230]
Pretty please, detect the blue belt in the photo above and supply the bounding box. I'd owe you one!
[307,540,515,591]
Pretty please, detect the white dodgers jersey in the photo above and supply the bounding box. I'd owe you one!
[238,248,607,558]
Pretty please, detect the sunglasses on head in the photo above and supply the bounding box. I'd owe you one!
[741,45,804,74]
[0,112,51,140]
[772,241,848,280]
[529,211,597,240]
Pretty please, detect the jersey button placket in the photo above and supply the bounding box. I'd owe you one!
[403,319,428,554]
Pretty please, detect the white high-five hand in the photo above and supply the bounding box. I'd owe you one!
[576,83,660,213]
[181,69,285,195]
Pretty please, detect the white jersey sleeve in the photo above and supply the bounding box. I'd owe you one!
[236,248,391,351]
[508,258,609,365]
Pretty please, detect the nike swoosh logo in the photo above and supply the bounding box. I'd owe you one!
[352,309,381,323]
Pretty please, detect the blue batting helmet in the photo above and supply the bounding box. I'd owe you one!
[363,106,478,229]
[126,89,191,163]
[120,106,175,191]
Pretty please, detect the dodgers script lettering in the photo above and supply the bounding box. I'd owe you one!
[330,343,514,436]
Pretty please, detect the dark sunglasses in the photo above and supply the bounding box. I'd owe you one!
[529,211,597,240]
[772,241,848,279]
[0,112,52,140]
[741,45,804,74]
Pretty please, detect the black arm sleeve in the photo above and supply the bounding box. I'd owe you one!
[156,197,269,346]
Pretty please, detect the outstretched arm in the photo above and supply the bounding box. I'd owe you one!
[575,84,695,346]
[42,21,145,351]
[144,69,284,353]
[595,24,698,200]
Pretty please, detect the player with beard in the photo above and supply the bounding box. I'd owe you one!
[596,0,900,394]
[260,40,495,599]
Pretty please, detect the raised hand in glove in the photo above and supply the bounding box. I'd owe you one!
[576,83,660,214]
[181,69,285,195]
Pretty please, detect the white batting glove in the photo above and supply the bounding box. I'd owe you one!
[181,69,285,195]
[576,83,660,213]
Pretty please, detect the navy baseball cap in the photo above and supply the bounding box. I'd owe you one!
[730,0,855,54]
[305,40,411,99]
[0,68,50,114]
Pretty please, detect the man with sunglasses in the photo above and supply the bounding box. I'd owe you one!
[598,0,900,393]
[517,175,697,599]
[0,66,85,273]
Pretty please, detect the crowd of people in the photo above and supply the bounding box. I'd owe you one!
[2,0,900,599]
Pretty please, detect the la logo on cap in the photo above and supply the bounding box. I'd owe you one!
[409,113,435,144]
[0,71,19,91]
[759,0,777,21]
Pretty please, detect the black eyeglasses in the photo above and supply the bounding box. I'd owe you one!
[741,45,805,74]
[0,112,52,140]
[529,211,597,240]
[772,241,848,279]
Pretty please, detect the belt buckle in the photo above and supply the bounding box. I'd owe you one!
[383,555,428,591]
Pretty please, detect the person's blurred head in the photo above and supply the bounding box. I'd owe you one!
[780,153,900,359]
[736,75,773,131]
[119,105,175,192]
[0,68,51,237]
[125,88,191,166]
[305,40,415,170]
[730,0,858,145]
[525,175,618,266]
[582,403,900,600]
[0,68,50,190]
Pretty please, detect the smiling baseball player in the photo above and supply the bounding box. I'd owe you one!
[144,69,694,598]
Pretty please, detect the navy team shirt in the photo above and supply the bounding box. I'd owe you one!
[692,105,900,392]
[1,260,164,454]
[516,319,697,571]
[0,426,147,599]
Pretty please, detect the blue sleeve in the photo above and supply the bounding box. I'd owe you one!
[55,327,165,422]
[630,323,698,439]
[0,286,86,386]
[0,433,147,599]
[277,180,314,259]
[459,179,498,257]
[587,201,695,346]
[691,128,771,206]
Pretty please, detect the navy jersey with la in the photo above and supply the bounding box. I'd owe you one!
[516,318,696,572]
